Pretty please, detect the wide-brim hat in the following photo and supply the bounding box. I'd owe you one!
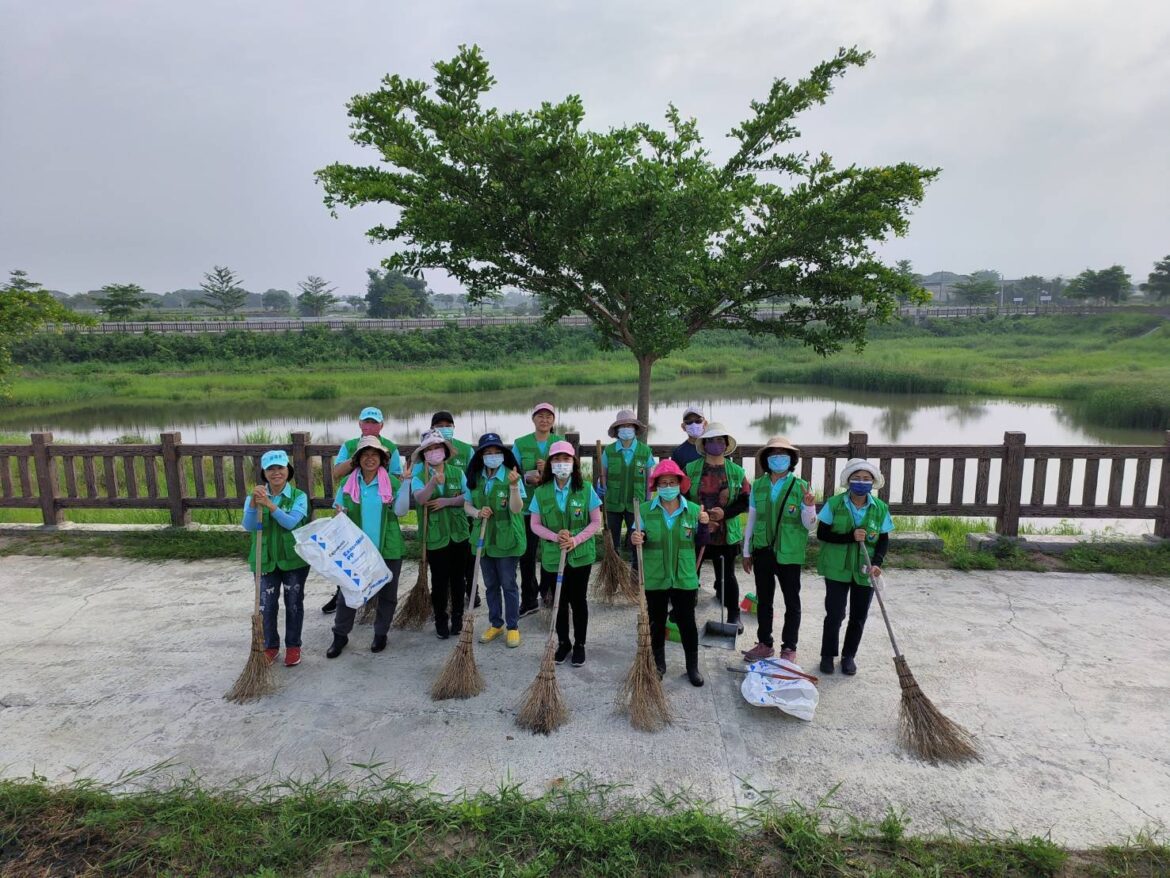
[353,435,390,467]
[697,422,737,455]
[607,408,646,438]
[756,435,801,472]
[840,457,885,490]
[469,432,519,474]
[649,459,691,494]
[411,429,456,465]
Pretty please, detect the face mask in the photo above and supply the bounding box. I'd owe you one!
[767,454,791,473]
[657,485,680,501]
[437,427,455,440]
[704,439,726,456]
[424,449,446,466]
[551,461,573,479]
[359,422,382,436]
[617,426,636,442]
[684,423,704,438]
[849,480,874,496]
[483,453,504,470]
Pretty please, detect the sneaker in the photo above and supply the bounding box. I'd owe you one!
[435,623,450,640]
[480,626,505,644]
[264,648,280,664]
[370,634,387,653]
[554,642,572,664]
[284,647,301,667]
[779,647,797,663]
[321,590,338,614]
[840,656,857,676]
[518,603,540,619]
[571,644,586,667]
[326,634,348,659]
[742,642,774,662]
[820,656,835,675]
[506,629,521,648]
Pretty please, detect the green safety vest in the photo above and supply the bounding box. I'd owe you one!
[468,472,526,558]
[749,473,811,564]
[815,492,890,586]
[449,438,474,472]
[533,481,597,571]
[603,441,653,514]
[420,462,471,550]
[248,487,310,574]
[342,435,400,471]
[638,499,700,592]
[514,433,565,475]
[340,474,405,560]
[684,457,746,546]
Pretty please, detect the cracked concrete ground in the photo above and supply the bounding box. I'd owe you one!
[0,555,1167,845]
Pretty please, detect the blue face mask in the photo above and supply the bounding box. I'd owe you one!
[483,453,504,470]
[657,485,681,501]
[617,426,636,442]
[849,480,874,496]
[437,427,455,440]
[767,454,791,473]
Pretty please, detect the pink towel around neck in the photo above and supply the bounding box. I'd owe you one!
[343,467,394,505]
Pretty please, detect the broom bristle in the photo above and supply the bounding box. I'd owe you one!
[224,614,278,704]
[594,538,636,605]
[356,600,377,625]
[392,563,431,630]
[515,638,569,735]
[430,616,484,700]
[894,656,980,764]
[615,605,671,731]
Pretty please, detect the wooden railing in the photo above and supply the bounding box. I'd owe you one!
[2,431,1167,537]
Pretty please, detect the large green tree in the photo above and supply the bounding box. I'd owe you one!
[198,265,248,315]
[94,283,149,321]
[1139,255,1170,301]
[297,275,338,317]
[365,268,434,318]
[262,289,293,312]
[950,275,998,306]
[317,45,937,423]
[0,270,90,399]
[1066,265,1132,303]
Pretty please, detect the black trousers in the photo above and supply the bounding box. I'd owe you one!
[519,516,540,609]
[541,563,591,646]
[333,559,403,638]
[646,587,698,659]
[749,548,802,651]
[705,544,740,620]
[820,577,875,658]
[428,540,470,635]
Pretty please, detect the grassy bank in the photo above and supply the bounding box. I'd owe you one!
[1,773,1165,877]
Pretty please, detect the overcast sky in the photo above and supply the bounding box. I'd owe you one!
[2,0,1168,295]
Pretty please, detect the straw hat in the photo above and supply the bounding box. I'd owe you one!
[697,422,737,456]
[411,429,456,465]
[839,457,885,490]
[607,409,646,439]
[755,435,801,472]
[353,435,390,468]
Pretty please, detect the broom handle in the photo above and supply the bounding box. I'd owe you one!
[860,542,902,659]
[420,506,429,569]
[632,503,645,586]
[464,517,488,614]
[594,440,605,533]
[547,547,569,638]
[253,507,264,614]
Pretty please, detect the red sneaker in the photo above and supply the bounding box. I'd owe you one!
[742,642,775,662]
[263,648,279,664]
[779,648,797,663]
[284,647,301,667]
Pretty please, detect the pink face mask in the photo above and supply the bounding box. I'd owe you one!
[359,422,382,437]
[424,449,447,466]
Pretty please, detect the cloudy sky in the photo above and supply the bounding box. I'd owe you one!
[2,0,1167,295]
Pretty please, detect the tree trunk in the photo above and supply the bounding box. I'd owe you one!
[636,355,656,429]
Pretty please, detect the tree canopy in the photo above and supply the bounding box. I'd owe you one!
[365,268,433,318]
[297,276,338,317]
[1066,265,1132,303]
[198,266,248,315]
[94,283,149,321]
[1139,256,1170,301]
[0,270,90,399]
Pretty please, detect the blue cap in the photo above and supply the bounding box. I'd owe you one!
[476,432,504,451]
[358,406,383,423]
[260,450,289,469]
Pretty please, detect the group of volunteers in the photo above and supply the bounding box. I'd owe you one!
[243,402,893,686]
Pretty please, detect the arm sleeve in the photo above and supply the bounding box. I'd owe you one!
[394,483,410,516]
[817,521,855,544]
[242,497,261,531]
[723,490,749,518]
[464,501,480,517]
[742,506,756,557]
[870,532,890,568]
[530,511,558,542]
[572,506,603,546]
[508,483,524,513]
[801,504,818,530]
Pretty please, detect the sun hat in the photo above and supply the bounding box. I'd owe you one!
[530,402,556,419]
[411,429,456,465]
[358,406,384,423]
[430,410,455,427]
[697,422,737,456]
[649,459,691,494]
[756,436,801,473]
[839,458,884,490]
[469,432,519,474]
[607,409,646,439]
[548,440,577,459]
[260,450,289,469]
[353,435,390,467]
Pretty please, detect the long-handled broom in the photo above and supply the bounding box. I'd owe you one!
[615,503,671,731]
[592,440,637,605]
[430,518,488,700]
[861,543,980,764]
[516,546,570,734]
[393,507,431,629]
[224,512,278,703]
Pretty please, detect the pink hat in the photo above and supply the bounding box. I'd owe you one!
[649,459,691,494]
[548,440,576,458]
[530,402,556,419]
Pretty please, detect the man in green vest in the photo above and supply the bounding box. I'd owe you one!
[597,409,656,572]
[511,402,565,614]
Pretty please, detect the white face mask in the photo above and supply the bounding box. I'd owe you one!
[551,461,573,479]
[424,449,446,466]
[483,453,504,470]
[685,422,704,438]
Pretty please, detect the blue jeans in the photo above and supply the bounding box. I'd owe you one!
[481,554,520,630]
[259,566,308,649]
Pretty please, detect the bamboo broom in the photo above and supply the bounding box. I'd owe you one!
[592,439,637,604]
[615,503,671,731]
[516,546,569,734]
[393,507,431,629]
[224,511,278,703]
[861,543,980,764]
[430,518,488,700]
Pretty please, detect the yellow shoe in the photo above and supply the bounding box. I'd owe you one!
[506,629,521,648]
[480,626,505,644]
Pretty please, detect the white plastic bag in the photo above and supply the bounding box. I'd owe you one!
[292,514,392,609]
[739,658,819,722]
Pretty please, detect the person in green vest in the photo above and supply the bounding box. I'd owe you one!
[430,410,475,472]
[815,459,894,676]
[412,430,471,640]
[597,409,656,573]
[631,460,711,687]
[685,422,751,631]
[511,402,566,615]
[740,436,818,664]
[322,405,403,614]
[242,449,310,668]
[529,441,603,667]
[326,435,410,659]
[462,432,526,649]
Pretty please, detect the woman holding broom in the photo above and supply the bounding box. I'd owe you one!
[412,430,471,640]
[241,449,310,668]
[597,409,655,575]
[513,403,565,615]
[815,459,894,676]
[326,435,410,659]
[630,460,711,687]
[463,432,527,649]
[529,441,602,667]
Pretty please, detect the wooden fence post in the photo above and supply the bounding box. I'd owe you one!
[997,431,1027,537]
[291,431,312,495]
[1158,431,1170,539]
[30,432,63,526]
[566,432,581,457]
[161,432,190,527]
[847,431,868,460]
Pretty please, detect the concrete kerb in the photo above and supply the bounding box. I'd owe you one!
[967,532,1166,555]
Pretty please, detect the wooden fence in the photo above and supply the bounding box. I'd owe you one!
[2,431,1166,537]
